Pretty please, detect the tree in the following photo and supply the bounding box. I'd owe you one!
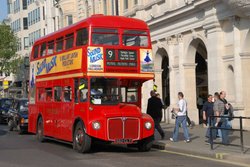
[0,24,20,75]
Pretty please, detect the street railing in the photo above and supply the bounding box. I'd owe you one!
[208,115,250,153]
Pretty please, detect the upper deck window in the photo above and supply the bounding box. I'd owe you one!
[76,28,88,46]
[92,28,119,46]
[65,33,74,50]
[48,40,54,55]
[33,45,39,59]
[40,42,46,57]
[122,30,148,47]
[56,37,64,52]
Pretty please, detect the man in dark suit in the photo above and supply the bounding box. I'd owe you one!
[146,90,165,139]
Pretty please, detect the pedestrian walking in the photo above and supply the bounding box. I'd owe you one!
[214,91,230,145]
[170,92,190,143]
[213,92,222,139]
[203,94,216,143]
[146,90,165,139]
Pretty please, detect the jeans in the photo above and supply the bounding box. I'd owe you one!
[206,117,217,142]
[221,117,230,144]
[172,116,190,141]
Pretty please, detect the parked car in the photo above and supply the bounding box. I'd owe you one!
[8,98,29,134]
[0,98,14,124]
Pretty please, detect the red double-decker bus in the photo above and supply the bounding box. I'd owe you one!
[28,14,155,153]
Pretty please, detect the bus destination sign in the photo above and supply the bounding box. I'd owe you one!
[106,49,137,67]
[118,50,137,61]
[106,62,137,67]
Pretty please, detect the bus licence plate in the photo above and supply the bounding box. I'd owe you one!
[114,139,133,144]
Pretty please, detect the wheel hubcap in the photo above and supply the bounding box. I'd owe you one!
[76,129,84,145]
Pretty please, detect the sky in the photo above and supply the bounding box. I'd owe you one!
[0,0,8,22]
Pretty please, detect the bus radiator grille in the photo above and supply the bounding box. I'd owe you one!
[108,117,140,141]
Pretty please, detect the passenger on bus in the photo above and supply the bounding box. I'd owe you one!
[64,92,71,102]
[129,95,136,102]
[80,91,88,102]
[46,92,52,102]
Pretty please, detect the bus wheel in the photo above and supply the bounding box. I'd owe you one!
[36,117,45,142]
[137,136,154,152]
[73,122,91,153]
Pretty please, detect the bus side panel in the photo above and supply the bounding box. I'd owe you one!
[28,104,39,134]
[73,103,90,140]
[40,102,55,137]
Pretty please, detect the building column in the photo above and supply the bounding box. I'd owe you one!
[240,52,250,126]
[182,63,199,125]
[154,70,163,95]
[203,6,224,94]
[231,16,243,105]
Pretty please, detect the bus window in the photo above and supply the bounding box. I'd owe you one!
[120,87,126,102]
[74,78,88,103]
[76,28,88,46]
[65,33,74,49]
[56,37,64,52]
[48,40,54,55]
[38,88,45,102]
[40,42,47,57]
[45,88,53,102]
[33,45,39,59]
[79,79,88,102]
[54,86,62,102]
[122,30,148,47]
[126,88,138,102]
[63,86,72,102]
[92,28,119,45]
[90,77,119,105]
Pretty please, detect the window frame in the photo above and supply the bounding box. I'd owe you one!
[65,33,74,50]
[76,28,88,46]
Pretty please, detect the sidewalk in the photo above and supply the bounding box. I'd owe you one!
[152,123,250,164]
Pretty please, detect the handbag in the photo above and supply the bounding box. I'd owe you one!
[171,110,177,119]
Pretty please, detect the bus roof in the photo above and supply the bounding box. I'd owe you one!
[34,15,149,45]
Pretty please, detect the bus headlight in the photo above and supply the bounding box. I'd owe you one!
[144,122,152,130]
[92,121,101,130]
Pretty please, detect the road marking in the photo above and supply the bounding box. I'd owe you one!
[215,153,228,160]
[158,150,249,167]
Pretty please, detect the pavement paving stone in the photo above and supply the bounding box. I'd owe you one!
[152,123,250,164]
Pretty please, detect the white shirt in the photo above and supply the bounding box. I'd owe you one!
[177,99,187,116]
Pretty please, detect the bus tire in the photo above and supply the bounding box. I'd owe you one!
[73,122,91,153]
[36,117,45,142]
[137,136,154,152]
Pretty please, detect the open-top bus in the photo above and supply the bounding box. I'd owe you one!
[28,14,155,153]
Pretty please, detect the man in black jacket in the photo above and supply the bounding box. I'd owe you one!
[146,90,165,139]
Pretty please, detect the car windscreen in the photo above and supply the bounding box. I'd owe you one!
[19,100,28,112]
